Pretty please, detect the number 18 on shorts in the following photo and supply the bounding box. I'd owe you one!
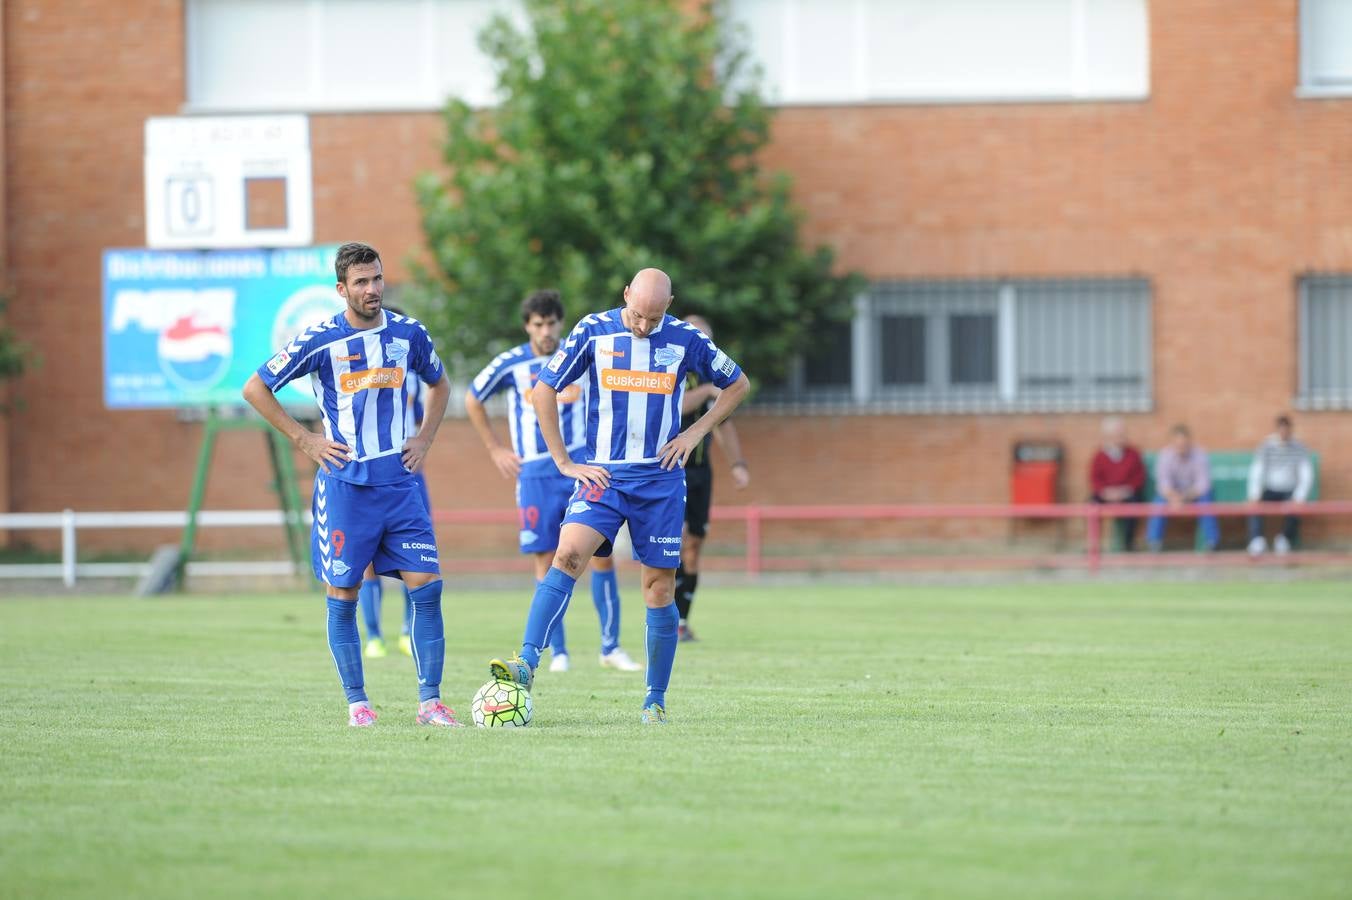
[560,474,686,567]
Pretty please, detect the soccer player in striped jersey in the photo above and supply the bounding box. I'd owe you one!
[465,290,642,674]
[357,306,426,660]
[243,242,462,728]
[489,268,750,724]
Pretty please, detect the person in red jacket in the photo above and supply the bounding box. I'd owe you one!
[1090,417,1148,551]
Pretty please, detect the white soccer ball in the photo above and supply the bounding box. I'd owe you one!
[471,678,533,727]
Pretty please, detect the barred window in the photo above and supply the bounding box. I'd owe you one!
[762,317,854,405]
[1299,275,1352,408]
[753,277,1152,414]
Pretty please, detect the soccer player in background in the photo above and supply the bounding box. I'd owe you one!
[489,268,750,724]
[357,307,423,660]
[673,315,751,642]
[465,290,642,674]
[242,242,462,728]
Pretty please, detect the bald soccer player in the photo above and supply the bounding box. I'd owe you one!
[488,269,750,724]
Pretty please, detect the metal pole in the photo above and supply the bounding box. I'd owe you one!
[746,506,762,578]
[267,428,309,576]
[179,407,220,585]
[1086,506,1102,575]
[61,508,76,588]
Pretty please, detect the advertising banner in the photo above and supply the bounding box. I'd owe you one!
[103,245,346,409]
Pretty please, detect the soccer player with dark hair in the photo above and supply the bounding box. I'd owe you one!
[356,304,424,660]
[672,314,750,641]
[242,242,462,728]
[489,268,750,724]
[465,289,641,673]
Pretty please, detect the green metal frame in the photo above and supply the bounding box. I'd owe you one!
[178,408,309,586]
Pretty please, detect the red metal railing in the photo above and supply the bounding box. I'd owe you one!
[433,500,1352,575]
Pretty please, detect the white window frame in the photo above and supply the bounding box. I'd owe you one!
[726,0,1151,107]
[184,0,523,113]
[1298,0,1352,98]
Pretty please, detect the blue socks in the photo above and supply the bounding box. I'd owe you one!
[546,579,569,656]
[357,578,382,640]
[407,580,445,703]
[592,569,621,655]
[521,567,576,671]
[401,584,413,637]
[644,603,679,709]
[326,598,367,704]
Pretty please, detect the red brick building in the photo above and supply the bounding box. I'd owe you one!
[1,1,1349,557]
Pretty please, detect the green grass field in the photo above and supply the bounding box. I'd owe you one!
[1,580,1349,899]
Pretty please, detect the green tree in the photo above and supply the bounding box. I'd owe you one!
[413,0,861,382]
[0,296,28,411]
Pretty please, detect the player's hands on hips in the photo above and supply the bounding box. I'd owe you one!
[296,431,351,474]
[401,434,433,473]
[489,446,522,480]
[658,431,701,471]
[560,460,610,490]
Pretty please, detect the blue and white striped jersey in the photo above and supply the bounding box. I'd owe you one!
[469,342,587,478]
[403,366,425,433]
[538,309,743,478]
[257,310,444,485]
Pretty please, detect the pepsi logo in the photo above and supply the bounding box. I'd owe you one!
[158,313,233,393]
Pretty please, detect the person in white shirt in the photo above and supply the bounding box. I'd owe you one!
[1246,415,1314,557]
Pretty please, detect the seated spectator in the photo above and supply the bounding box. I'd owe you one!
[1089,417,1147,551]
[1246,414,1314,557]
[1147,424,1219,552]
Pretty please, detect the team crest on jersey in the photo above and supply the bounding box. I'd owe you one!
[384,340,409,363]
[653,345,685,368]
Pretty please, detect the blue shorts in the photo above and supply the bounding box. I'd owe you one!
[311,470,439,588]
[514,448,588,555]
[516,473,573,554]
[562,471,686,568]
[410,471,431,516]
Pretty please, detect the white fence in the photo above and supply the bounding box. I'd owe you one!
[0,510,303,587]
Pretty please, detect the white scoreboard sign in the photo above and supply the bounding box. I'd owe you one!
[144,115,313,249]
